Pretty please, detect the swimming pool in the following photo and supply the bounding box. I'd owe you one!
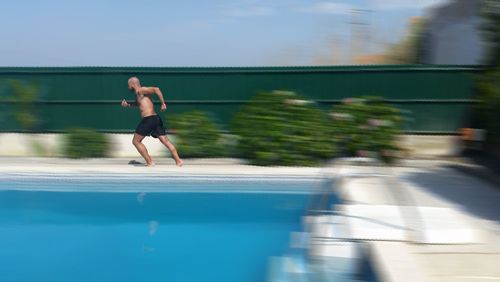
[0,174,323,282]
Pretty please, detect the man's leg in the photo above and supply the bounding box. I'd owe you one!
[132,133,154,166]
[158,135,183,167]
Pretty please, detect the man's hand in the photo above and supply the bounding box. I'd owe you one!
[161,103,167,112]
[121,99,130,108]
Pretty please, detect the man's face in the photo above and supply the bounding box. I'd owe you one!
[128,83,134,91]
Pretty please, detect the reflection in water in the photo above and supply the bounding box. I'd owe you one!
[137,192,146,204]
[149,220,159,236]
[142,244,156,253]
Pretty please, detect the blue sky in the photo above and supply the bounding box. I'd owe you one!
[0,0,448,66]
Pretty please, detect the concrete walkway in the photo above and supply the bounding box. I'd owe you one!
[0,157,324,176]
[334,163,500,282]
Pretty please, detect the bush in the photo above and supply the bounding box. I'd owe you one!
[63,128,111,158]
[168,111,227,158]
[232,91,336,166]
[330,97,403,163]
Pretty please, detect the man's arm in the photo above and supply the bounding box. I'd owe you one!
[121,99,138,108]
[142,87,167,111]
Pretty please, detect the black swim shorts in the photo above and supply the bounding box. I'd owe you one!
[135,115,166,138]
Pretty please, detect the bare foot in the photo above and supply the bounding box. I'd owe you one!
[175,159,184,167]
[146,162,155,167]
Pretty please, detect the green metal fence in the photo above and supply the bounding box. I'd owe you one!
[0,65,480,133]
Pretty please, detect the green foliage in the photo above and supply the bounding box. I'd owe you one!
[232,91,335,166]
[330,97,403,163]
[168,111,227,158]
[30,139,49,157]
[63,128,111,158]
[384,17,424,64]
[476,68,500,144]
[478,1,500,146]
[481,0,500,65]
[9,79,40,130]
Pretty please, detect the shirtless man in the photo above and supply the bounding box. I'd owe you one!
[121,77,183,167]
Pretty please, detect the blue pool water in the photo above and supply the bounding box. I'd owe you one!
[0,176,321,282]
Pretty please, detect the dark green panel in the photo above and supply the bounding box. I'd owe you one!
[0,65,480,133]
[38,104,135,131]
[15,103,239,132]
[396,103,469,132]
[162,104,239,130]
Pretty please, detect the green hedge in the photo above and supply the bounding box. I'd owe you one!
[330,96,403,163]
[168,111,230,158]
[63,128,111,158]
[232,91,336,166]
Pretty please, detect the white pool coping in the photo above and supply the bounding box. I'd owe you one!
[0,173,325,194]
[0,157,328,177]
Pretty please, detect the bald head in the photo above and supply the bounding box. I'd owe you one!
[128,76,140,85]
[128,77,141,91]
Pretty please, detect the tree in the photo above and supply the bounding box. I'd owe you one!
[475,1,500,147]
[384,17,425,64]
[482,0,500,65]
